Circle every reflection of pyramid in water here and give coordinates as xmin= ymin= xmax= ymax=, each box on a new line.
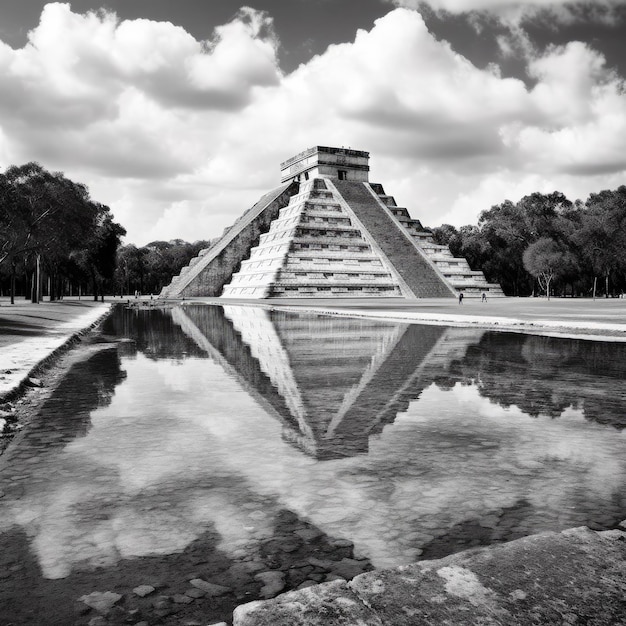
xmin=171 ymin=305 xmax=485 ymax=459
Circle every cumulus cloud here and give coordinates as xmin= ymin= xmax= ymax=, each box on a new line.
xmin=505 ymin=41 xmax=626 ymax=176
xmin=0 ymin=3 xmax=280 ymax=168
xmin=388 ymin=0 xmax=626 ymax=26
xmin=0 ymin=3 xmax=625 ymax=242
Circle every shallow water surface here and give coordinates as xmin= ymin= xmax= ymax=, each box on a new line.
xmin=0 ymin=304 xmax=624 ymax=625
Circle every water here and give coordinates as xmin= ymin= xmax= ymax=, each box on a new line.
xmin=0 ymin=304 xmax=624 ymax=625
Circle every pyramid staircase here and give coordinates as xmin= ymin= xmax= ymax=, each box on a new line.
xmin=367 ymin=183 xmax=505 ymax=298
xmin=222 ymin=179 xmax=405 ymax=298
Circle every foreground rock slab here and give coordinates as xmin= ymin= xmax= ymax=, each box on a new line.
xmin=234 ymin=526 xmax=626 ymax=625
xmin=234 ymin=579 xmax=383 ymax=625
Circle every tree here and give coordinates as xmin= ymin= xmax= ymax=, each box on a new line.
xmin=469 ymin=192 xmax=575 ymax=296
xmin=572 ymin=187 xmax=626 ymax=298
xmin=430 ymin=224 xmax=458 ymax=248
xmin=477 ymin=200 xmax=531 ymax=296
xmin=1 ymin=162 xmax=125 ymax=302
xmin=73 ymin=205 xmax=126 ymax=301
xmin=523 ymin=237 xmax=577 ymax=300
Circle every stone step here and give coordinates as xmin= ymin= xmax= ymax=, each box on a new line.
xmin=333 ymin=181 xmax=455 ymax=298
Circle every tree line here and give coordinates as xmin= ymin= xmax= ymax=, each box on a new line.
xmin=430 ymin=188 xmax=626 ymax=298
xmin=114 ymin=239 xmax=211 ymax=297
xmin=2 ymin=161 xmax=625 ymax=302
xmin=0 ymin=162 xmax=214 ymax=302
xmin=0 ymin=163 xmax=126 ymax=303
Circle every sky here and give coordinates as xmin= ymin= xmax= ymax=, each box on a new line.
xmin=1 ymin=1 xmax=626 ymax=245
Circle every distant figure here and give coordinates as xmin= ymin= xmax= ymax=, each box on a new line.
xmin=134 ymin=290 xmax=138 ymax=299
xmin=482 ymin=292 xmax=487 ymax=302
xmin=459 ymin=292 xmax=464 ymax=305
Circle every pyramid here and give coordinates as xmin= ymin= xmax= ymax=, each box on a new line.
xmin=160 ymin=146 xmax=503 ymax=299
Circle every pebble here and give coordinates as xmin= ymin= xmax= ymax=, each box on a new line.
xmin=307 ymin=557 xmax=334 ymax=570
xmin=295 ymin=528 xmax=323 ymax=542
xmin=132 ymin=585 xmax=155 ymax=597
xmin=189 ymin=578 xmax=231 ymax=596
xmin=79 ymin=591 xmax=122 ymax=614
xmin=172 ymin=594 xmax=193 ymax=604
xmin=255 ymin=571 xmax=286 ymax=599
xmin=297 ymin=580 xmax=318 ymax=590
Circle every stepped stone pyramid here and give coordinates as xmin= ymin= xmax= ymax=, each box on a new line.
xmin=160 ymin=146 xmax=503 ymax=299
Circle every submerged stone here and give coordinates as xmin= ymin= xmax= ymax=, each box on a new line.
xmin=189 ymin=578 xmax=231 ymax=596
xmin=132 ymin=585 xmax=155 ymax=597
xmin=255 ymin=571 xmax=286 ymax=599
xmin=78 ymin=591 xmax=122 ymax=614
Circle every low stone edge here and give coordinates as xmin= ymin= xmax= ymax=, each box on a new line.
xmin=233 ymin=524 xmax=626 ymax=625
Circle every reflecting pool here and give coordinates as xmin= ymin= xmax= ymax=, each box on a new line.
xmin=0 ymin=304 xmax=624 ymax=625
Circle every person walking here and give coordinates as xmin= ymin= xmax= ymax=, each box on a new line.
xmin=459 ymin=292 xmax=464 ymax=304
xmin=482 ymin=292 xmax=487 ymax=302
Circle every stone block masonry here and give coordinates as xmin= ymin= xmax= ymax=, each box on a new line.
xmin=222 ymin=178 xmax=407 ymax=298
xmin=331 ymin=180 xmax=456 ymax=298
xmin=160 ymin=182 xmax=298 ymax=298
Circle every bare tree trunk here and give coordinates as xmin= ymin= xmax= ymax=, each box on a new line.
xmin=35 ymin=254 xmax=41 ymax=304
xmin=10 ymin=260 xmax=16 ymax=305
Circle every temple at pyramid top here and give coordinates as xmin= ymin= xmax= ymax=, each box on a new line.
xmin=280 ymin=146 xmax=370 ymax=184
xmin=159 ymin=146 xmax=503 ymax=300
